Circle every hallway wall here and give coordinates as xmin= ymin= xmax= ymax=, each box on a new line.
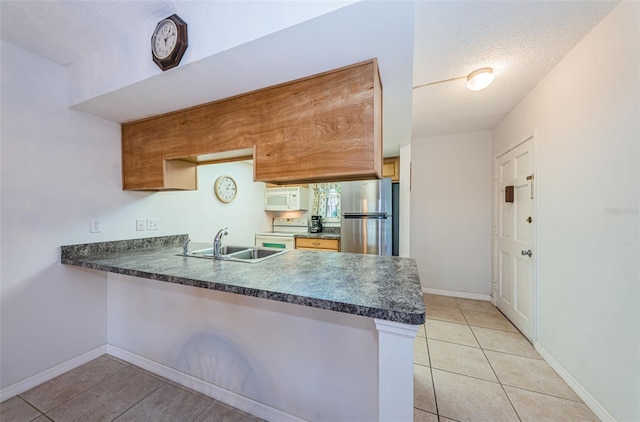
xmin=492 ymin=2 xmax=639 ymax=420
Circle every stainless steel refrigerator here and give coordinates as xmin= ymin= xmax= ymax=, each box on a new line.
xmin=340 ymin=178 xmax=392 ymax=255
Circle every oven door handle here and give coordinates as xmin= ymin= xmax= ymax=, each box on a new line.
xmin=261 ymin=242 xmax=287 ymax=249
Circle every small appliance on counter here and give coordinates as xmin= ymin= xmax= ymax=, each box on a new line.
xmin=310 ymin=215 xmax=323 ymax=233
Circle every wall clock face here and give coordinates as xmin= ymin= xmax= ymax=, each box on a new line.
xmin=214 ymin=176 xmax=237 ymax=203
xmin=151 ymin=14 xmax=188 ymax=71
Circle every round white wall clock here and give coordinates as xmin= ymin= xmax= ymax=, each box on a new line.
xmin=214 ymin=176 xmax=237 ymax=203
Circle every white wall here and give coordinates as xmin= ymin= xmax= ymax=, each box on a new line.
xmin=107 ymin=273 xmax=378 ymax=421
xmin=155 ymin=163 xmax=270 ymax=246
xmin=0 ymin=41 xmax=269 ymax=390
xmin=67 ymin=1 xmax=356 ymax=106
xmin=492 ymin=2 xmax=639 ymax=420
xmin=410 ymin=131 xmax=493 ymax=296
xmin=399 ymin=143 xmax=411 ymax=257
xmin=1 ymin=41 xmax=113 ymax=389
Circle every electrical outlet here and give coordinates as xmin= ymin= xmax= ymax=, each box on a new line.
xmin=136 ymin=219 xmax=146 ymax=231
xmin=147 ymin=218 xmax=159 ymax=230
xmin=90 ymin=220 xmax=101 ymax=233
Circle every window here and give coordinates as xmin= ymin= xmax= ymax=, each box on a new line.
xmin=311 ymin=183 xmax=341 ymax=222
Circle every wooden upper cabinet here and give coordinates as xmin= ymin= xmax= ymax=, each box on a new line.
xmin=121 ymin=59 xmax=383 ymax=191
xmin=383 ymin=156 xmax=400 ymax=182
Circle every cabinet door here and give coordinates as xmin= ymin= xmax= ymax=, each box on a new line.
xmin=123 ymin=60 xmax=382 ymax=190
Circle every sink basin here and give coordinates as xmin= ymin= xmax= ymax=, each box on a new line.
xmin=228 ymin=248 xmax=285 ymax=260
xmin=186 ymin=245 xmax=247 ymax=257
xmin=182 ymin=246 xmax=289 ymax=263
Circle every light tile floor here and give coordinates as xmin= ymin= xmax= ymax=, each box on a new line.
xmin=415 ymin=293 xmax=600 ymax=422
xmin=0 ymin=355 xmax=263 ymax=422
xmin=0 ymin=294 xmax=600 ymax=421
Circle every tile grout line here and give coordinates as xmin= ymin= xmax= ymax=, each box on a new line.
xmin=12 ymin=395 xmax=47 ymax=421
xmin=426 ymin=342 xmax=440 ymax=417
xmin=426 ymin=296 xmax=590 ymax=420
xmin=432 ymin=298 xmax=521 ymax=420
xmin=192 ymin=400 xmax=216 ymax=422
xmin=10 ymin=357 xmax=263 ymax=422
xmin=106 ymin=368 xmax=170 ymax=421
xmin=464 ymin=304 xmax=523 ymax=422
xmin=474 ymin=324 xmax=588 ymax=404
xmin=468 ymin=325 xmax=520 ymax=334
xmin=499 ymin=383 xmax=589 ymax=404
xmin=19 ymin=358 xmax=131 ymax=416
xmin=433 ymin=327 xmax=543 ymax=360
xmin=423 ymin=299 xmax=441 ymax=420
xmin=427 ymin=367 xmax=502 ymax=386
xmin=425 ymin=337 xmax=481 ymax=349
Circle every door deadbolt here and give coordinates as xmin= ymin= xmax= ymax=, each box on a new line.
xmin=521 ymin=250 xmax=532 ymax=257
xmin=527 ymin=216 xmax=532 ymax=223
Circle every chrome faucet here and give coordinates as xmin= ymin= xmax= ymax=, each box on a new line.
xmin=213 ymin=227 xmax=228 ymax=258
xmin=182 ymin=238 xmax=191 ymax=256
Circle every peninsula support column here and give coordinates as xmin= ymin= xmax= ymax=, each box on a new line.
xmin=375 ymin=319 xmax=419 ymax=421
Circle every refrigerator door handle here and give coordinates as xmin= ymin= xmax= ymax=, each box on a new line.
xmin=342 ymin=213 xmax=389 ymax=219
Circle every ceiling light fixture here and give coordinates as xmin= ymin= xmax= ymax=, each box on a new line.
xmin=412 ymin=67 xmax=496 ymax=91
xmin=465 ymin=67 xmax=495 ymax=91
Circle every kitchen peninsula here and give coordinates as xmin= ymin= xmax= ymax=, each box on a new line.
xmin=61 ymin=235 xmax=425 ymax=421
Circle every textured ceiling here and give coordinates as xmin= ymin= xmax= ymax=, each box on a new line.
xmin=412 ymin=0 xmax=619 ymax=139
xmin=0 ymin=0 xmax=181 ymax=65
xmin=0 ymin=0 xmax=621 ymax=153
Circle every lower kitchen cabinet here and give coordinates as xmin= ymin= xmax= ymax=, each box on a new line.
xmin=295 ymin=237 xmax=340 ymax=252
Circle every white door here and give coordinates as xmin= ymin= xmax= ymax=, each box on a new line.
xmin=495 ymin=138 xmax=535 ymax=340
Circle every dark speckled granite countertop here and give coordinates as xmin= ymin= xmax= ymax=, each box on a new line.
xmin=293 ymin=232 xmax=341 ymax=240
xmin=61 ymin=235 xmax=425 ymax=325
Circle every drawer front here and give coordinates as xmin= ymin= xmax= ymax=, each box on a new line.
xmin=295 ymin=238 xmax=340 ymax=251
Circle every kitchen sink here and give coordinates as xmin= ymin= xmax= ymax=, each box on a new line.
xmin=228 ymin=248 xmax=284 ymax=260
xmin=181 ymin=246 xmax=289 ymax=263
xmin=187 ymin=246 xmax=249 ymax=257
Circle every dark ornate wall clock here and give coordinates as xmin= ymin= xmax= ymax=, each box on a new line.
xmin=151 ymin=14 xmax=188 ymax=71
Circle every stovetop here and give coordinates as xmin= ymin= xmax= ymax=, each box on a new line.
xmin=256 ymin=217 xmax=308 ymax=237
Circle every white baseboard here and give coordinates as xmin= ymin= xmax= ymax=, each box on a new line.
xmin=423 ymin=287 xmax=491 ymax=301
xmin=0 ymin=345 xmax=107 ymax=402
xmin=534 ymin=342 xmax=614 ymax=422
xmin=106 ymin=345 xmax=304 ymax=422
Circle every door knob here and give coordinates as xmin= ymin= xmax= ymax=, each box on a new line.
xmin=521 ymin=250 xmax=532 ymax=257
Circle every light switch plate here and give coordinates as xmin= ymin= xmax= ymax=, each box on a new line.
xmin=147 ymin=218 xmax=159 ymax=230
xmin=136 ymin=219 xmax=146 ymax=231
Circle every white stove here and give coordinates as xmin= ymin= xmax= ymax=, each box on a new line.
xmin=255 ymin=217 xmax=308 ymax=249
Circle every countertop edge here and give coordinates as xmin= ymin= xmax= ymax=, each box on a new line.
xmin=61 ymin=237 xmax=425 ymax=325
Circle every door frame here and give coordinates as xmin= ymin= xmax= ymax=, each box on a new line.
xmin=492 ymin=132 xmax=538 ymax=341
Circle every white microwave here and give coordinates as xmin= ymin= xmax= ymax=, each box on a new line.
xmin=264 ymin=187 xmax=309 ymax=211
